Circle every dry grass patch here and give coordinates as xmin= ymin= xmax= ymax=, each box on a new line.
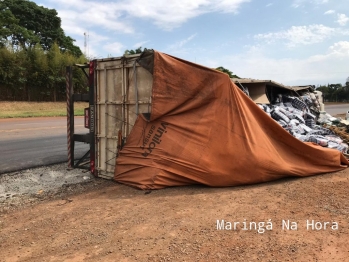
xmin=0 ymin=101 xmax=88 ymax=118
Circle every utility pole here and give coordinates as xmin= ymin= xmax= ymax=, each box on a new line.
xmin=84 ymin=32 xmax=87 ymax=57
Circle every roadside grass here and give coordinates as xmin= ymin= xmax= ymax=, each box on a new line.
xmin=0 ymin=102 xmax=88 ymax=118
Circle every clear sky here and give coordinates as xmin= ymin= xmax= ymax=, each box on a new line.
xmin=34 ymin=0 xmax=349 ymax=86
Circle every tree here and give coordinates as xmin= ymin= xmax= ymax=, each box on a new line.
xmin=47 ymin=43 xmax=63 ymax=101
xmin=0 ymin=46 xmax=27 ymax=99
xmin=23 ymin=44 xmax=49 ymax=100
xmin=0 ymin=6 xmax=39 ymax=49
xmin=0 ymin=0 xmax=82 ymax=57
xmin=59 ymin=35 xmax=83 ymax=57
xmin=124 ymin=46 xmax=146 ymax=55
xmin=0 ymin=43 xmax=87 ymax=101
xmin=316 ymin=85 xmax=329 ymax=94
xmin=215 ymin=66 xmax=239 ymax=78
xmin=316 ymin=83 xmax=349 ymax=102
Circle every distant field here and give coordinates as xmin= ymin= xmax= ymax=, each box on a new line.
xmin=0 ymin=102 xmax=88 ymax=118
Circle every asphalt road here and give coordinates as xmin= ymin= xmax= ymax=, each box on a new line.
xmin=0 ymin=117 xmax=90 ymax=174
xmin=325 ymin=103 xmax=349 ymax=116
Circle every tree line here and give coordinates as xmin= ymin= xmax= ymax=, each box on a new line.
xmin=0 ymin=43 xmax=87 ymax=101
xmin=316 ymin=78 xmax=349 ymax=102
xmin=0 ymin=0 xmax=87 ymax=101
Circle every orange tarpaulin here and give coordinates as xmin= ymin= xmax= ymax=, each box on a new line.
xmin=114 ymin=50 xmax=348 ymax=189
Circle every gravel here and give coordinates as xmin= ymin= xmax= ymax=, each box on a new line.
xmin=0 ymin=163 xmax=112 ymax=212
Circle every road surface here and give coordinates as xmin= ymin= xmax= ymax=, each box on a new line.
xmin=0 ymin=117 xmax=89 ymax=174
xmin=324 ymin=103 xmax=349 ymax=116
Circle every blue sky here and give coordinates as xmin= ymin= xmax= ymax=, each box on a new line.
xmin=35 ymin=0 xmax=349 ymax=86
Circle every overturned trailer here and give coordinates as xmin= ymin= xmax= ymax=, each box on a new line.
xmin=66 ymin=53 xmax=153 ymax=179
xmin=67 ymin=50 xmax=348 ymax=189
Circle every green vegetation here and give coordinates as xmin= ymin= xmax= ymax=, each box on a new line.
xmin=0 ymin=0 xmax=88 ymax=102
xmin=124 ymin=46 xmax=146 ymax=55
xmin=215 ymin=66 xmax=239 ymax=78
xmin=316 ymin=79 xmax=349 ymax=102
xmin=0 ymin=43 xmax=88 ymax=101
xmin=0 ymin=0 xmax=81 ymax=56
xmin=0 ymin=101 xmax=88 ymax=118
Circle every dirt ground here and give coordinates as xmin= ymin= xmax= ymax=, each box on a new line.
xmin=1 ymin=166 xmax=349 ymax=262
